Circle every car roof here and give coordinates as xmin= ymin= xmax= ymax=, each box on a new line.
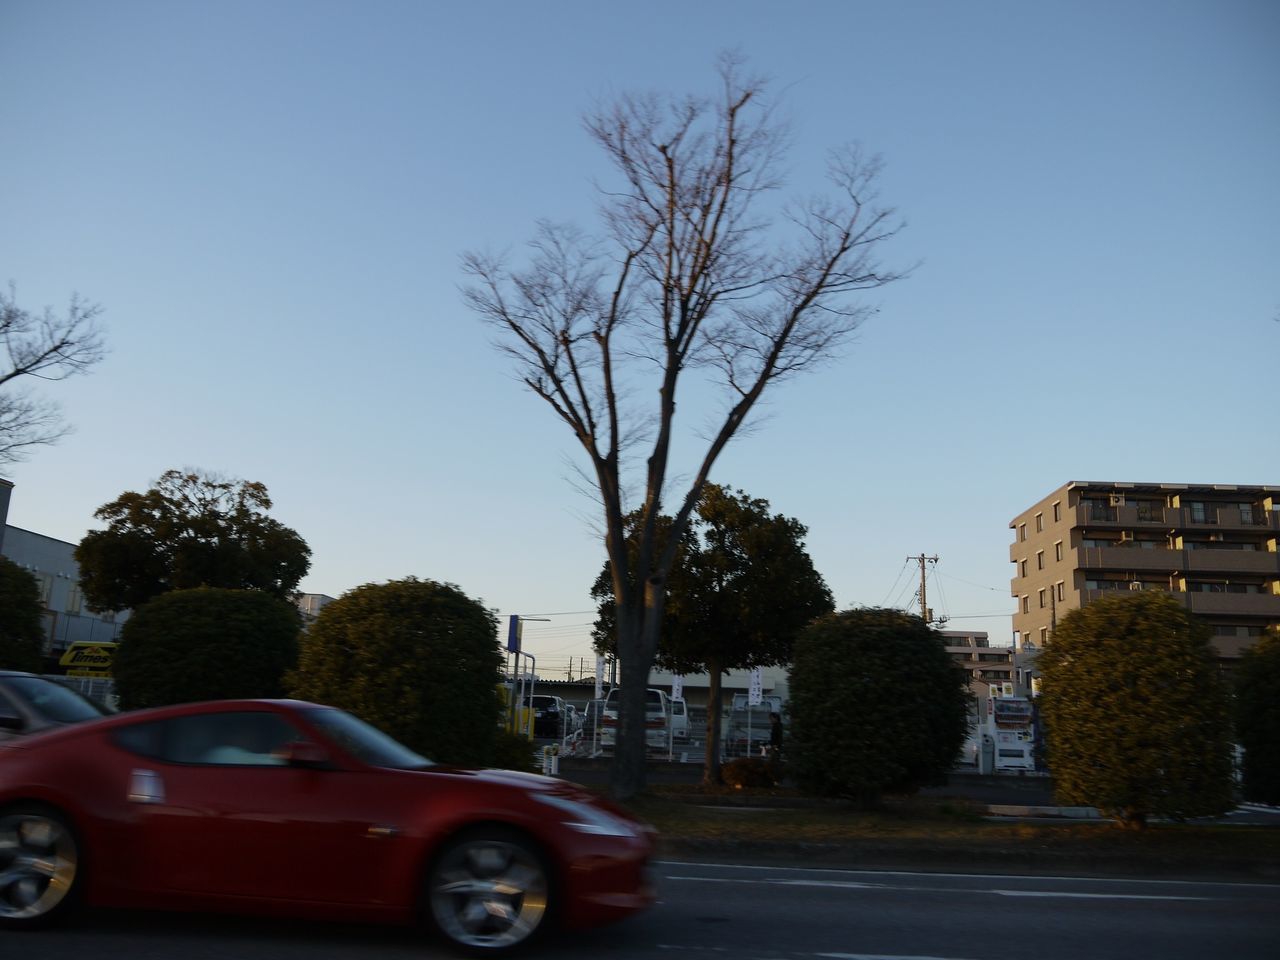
xmin=2 ymin=698 xmax=326 ymax=749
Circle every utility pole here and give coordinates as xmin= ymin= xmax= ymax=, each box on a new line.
xmin=909 ymin=554 xmax=944 ymax=625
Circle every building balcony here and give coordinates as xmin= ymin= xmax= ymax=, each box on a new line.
xmin=1080 ymin=588 xmax=1280 ymax=619
xmin=1173 ymin=506 xmax=1279 ymax=532
xmin=1184 ymin=549 xmax=1280 ymax=575
xmin=1182 ymin=592 xmax=1280 ymax=618
xmin=1077 ymin=546 xmax=1184 ymax=573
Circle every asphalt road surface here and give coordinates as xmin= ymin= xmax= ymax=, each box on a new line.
xmin=8 ymin=859 xmax=1276 ymax=960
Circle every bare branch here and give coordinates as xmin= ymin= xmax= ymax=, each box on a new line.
xmin=0 ymin=284 xmax=108 ymax=466
xmin=461 ymin=57 xmax=909 ymax=798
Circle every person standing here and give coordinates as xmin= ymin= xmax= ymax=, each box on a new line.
xmin=768 ymin=711 xmax=783 ymax=762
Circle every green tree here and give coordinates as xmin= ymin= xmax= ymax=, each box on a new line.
xmin=787 ymin=608 xmax=969 ymax=806
xmin=76 ymin=469 xmax=311 ymax=612
xmin=1235 ymin=628 xmax=1280 ymax=804
xmin=1 ymin=284 xmax=106 ymax=467
xmin=287 ymin=578 xmax=504 ymax=767
xmin=113 ymin=587 xmax=300 ymax=710
xmin=1038 ymin=592 xmax=1233 ymax=829
xmin=464 ymin=56 xmax=907 ymax=799
xmin=0 ymin=556 xmax=44 ymax=671
xmin=592 ymin=485 xmax=833 ymax=785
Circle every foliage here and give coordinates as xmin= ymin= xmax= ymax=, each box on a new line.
xmin=0 ymin=284 xmax=106 ymax=466
xmin=592 ymin=484 xmax=833 ymax=783
xmin=75 ymin=469 xmax=311 ymax=612
xmin=1038 ymin=592 xmax=1234 ymax=828
xmin=0 ymin=556 xmax=44 ymax=672
xmin=488 ymin=729 xmax=538 ymax=774
xmin=787 ymin=608 xmax=970 ymax=806
xmin=464 ymin=55 xmax=906 ymax=799
xmin=1235 ymin=628 xmax=1280 ymax=804
xmin=113 ymin=588 xmax=300 ymax=710
xmin=721 ymin=757 xmax=780 ymax=789
xmin=287 ymin=578 xmax=504 ymax=768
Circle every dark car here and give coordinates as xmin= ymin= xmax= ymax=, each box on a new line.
xmin=0 ymin=672 xmax=111 ymax=740
xmin=522 ymin=694 xmax=567 ymax=739
xmin=0 ymin=698 xmax=655 ymax=952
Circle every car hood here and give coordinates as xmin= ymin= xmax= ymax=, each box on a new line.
xmin=426 ymin=765 xmax=572 ymax=793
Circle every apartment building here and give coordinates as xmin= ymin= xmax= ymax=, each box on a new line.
xmin=1010 ymin=482 xmax=1280 ymax=659
xmin=939 ymin=630 xmax=1014 ymax=691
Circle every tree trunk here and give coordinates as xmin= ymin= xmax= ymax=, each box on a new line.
xmin=702 ymin=657 xmax=725 ymax=786
xmin=607 ymin=593 xmax=663 ymax=800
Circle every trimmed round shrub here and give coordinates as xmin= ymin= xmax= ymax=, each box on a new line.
xmin=1038 ymin=591 xmax=1233 ymax=828
xmin=114 ymin=588 xmax=300 ymax=710
xmin=1234 ymin=629 xmax=1280 ymax=804
xmin=787 ymin=608 xmax=970 ymax=806
xmin=287 ymin=578 xmax=503 ymax=767
xmin=0 ymin=556 xmax=44 ymax=672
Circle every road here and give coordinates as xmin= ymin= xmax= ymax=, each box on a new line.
xmin=10 ymin=859 xmax=1277 ymax=959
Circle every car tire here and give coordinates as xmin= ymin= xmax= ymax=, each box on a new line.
xmin=424 ymin=827 xmax=552 ymax=955
xmin=0 ymin=804 xmax=82 ymax=929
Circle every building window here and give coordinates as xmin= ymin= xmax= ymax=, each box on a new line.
xmin=1021 ymin=595 xmax=1029 ymax=614
xmin=1019 ymin=523 xmax=1027 ymax=542
xmin=65 ymin=584 xmax=83 ymax=616
xmin=1239 ymin=503 xmax=1255 ymax=524
xmin=1036 ymin=551 xmax=1044 ymax=570
xmin=1053 ymin=501 xmax=1061 ymax=523
xmin=1054 ymin=541 xmax=1063 ymax=562
xmin=1190 ymin=501 xmax=1210 ymax=523
xmin=1020 ymin=559 xmax=1028 ymax=578
xmin=36 ymin=573 xmax=54 ymax=606
xmin=1035 ymin=513 xmax=1043 ymax=533
xmin=1039 ymin=627 xmax=1048 ymax=645
xmin=1038 ymin=589 xmax=1046 ymax=609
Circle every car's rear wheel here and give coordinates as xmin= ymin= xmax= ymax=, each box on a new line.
xmin=425 ymin=828 xmax=551 ymax=954
xmin=0 ymin=805 xmax=81 ymax=928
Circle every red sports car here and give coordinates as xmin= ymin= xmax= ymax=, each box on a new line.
xmin=0 ymin=699 xmax=655 ymax=953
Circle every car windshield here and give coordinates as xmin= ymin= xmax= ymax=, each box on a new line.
xmin=5 ymin=677 xmax=109 ymax=724
xmin=303 ymin=707 xmax=433 ymax=770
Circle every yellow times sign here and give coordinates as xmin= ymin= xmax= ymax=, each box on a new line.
xmin=59 ymin=642 xmax=117 ymax=678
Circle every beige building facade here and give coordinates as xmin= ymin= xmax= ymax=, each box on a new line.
xmin=1010 ymin=481 xmax=1280 ymax=659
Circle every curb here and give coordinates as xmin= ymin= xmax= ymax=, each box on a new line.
xmin=986 ymin=804 xmax=1101 ymax=819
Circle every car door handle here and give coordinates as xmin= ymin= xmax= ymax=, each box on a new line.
xmin=127 ymin=768 xmax=166 ymax=804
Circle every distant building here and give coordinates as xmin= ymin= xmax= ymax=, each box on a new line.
xmin=939 ymin=630 xmax=1014 ymax=692
xmin=1 ymin=525 xmax=128 ymax=656
xmin=1010 ymin=481 xmax=1280 ymax=660
xmin=1 ymin=477 xmax=129 ymax=660
xmin=296 ymin=592 xmax=336 ymax=627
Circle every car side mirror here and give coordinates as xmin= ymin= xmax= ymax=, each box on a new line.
xmin=278 ymin=739 xmax=331 ymax=768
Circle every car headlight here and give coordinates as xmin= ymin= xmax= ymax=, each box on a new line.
xmin=532 ymin=793 xmax=640 ymax=838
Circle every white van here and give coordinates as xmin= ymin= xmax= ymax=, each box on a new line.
xmin=669 ymin=697 xmax=689 ymax=741
xmin=599 ymin=687 xmax=669 ymax=751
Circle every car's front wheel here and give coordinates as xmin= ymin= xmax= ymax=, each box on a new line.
xmin=425 ymin=828 xmax=551 ymax=954
xmin=0 ymin=804 xmax=81 ymax=928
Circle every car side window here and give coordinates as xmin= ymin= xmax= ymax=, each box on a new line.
xmin=163 ymin=712 xmax=301 ymax=766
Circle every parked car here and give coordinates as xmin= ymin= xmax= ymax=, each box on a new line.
xmin=599 ymin=687 xmax=669 ymax=752
xmin=563 ymin=703 xmax=584 ymax=736
xmin=523 ymin=694 xmax=568 ymax=739
xmin=0 ymin=672 xmax=112 ymax=741
xmin=0 ymin=698 xmax=655 ymax=952
xmin=669 ymin=697 xmax=689 ymax=742
xmin=723 ymin=694 xmax=784 ymax=757
xmin=582 ymin=698 xmax=606 ymax=735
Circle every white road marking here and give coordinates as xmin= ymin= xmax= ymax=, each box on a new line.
xmin=656 ymin=860 xmax=1280 ymax=890
xmin=664 ymin=874 xmax=1218 ymax=901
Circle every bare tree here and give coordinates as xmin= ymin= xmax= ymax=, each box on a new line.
xmin=0 ymin=284 xmax=106 ymax=467
xmin=463 ymin=56 xmax=908 ymax=799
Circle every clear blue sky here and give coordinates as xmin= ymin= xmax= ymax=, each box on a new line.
xmin=2 ymin=0 xmax=1276 ymax=676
